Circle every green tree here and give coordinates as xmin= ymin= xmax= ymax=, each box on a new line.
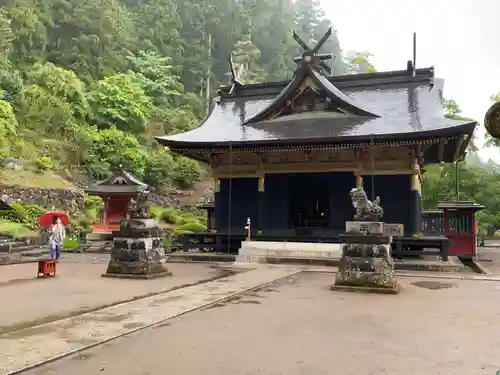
xmin=43 ymin=0 xmax=131 ymax=81
xmin=444 ymin=99 xmax=477 ymax=151
xmin=346 ymin=51 xmax=376 ymax=73
xmin=0 ymin=12 xmax=13 ymax=58
xmin=126 ymin=50 xmax=183 ymax=109
xmin=22 ymin=84 xmax=74 ymax=136
xmin=143 ymin=149 xmax=176 ymax=189
xmin=25 ymin=62 xmax=89 ymax=118
xmin=0 ymin=99 xmax=18 ymax=150
xmin=87 ymin=74 xmax=153 ymax=134
xmin=172 ymin=156 xmax=202 ymax=188
xmin=1 ymin=4 xmax=47 ymax=67
xmin=0 ymin=59 xmax=24 ymax=107
xmin=231 ymin=34 xmax=266 ymax=84
xmin=84 ymin=127 xmax=148 ymax=179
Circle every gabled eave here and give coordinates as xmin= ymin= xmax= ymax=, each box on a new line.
xmin=242 ymin=65 xmax=379 ymax=125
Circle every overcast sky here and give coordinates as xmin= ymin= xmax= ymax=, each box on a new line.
xmin=320 ymin=0 xmax=500 ymax=161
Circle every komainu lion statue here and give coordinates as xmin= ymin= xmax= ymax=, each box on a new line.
xmin=350 ymin=187 xmax=384 ymax=221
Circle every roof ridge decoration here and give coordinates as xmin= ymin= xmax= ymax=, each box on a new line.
xmin=243 ymin=27 xmax=379 ymax=124
xmin=228 ymin=54 xmax=246 ymax=95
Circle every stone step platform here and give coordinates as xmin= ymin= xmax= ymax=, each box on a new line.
xmin=236 ymin=241 xmax=342 ymax=264
xmin=233 ymin=241 xmax=472 ymax=273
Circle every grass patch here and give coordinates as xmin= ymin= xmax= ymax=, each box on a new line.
xmin=0 ymin=169 xmax=74 ymax=189
xmin=0 ymin=219 xmax=36 ymax=237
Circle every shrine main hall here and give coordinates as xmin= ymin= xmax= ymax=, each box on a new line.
xmin=155 ymin=30 xmax=476 ymax=249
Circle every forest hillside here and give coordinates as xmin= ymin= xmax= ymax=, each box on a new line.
xmin=0 ymin=0 xmax=360 ymax=192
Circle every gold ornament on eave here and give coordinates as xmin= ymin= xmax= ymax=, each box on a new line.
xmin=484 ymin=101 xmax=500 ymax=140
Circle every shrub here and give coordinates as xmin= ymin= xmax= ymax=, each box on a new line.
xmin=160 ymin=207 xmax=182 ymax=225
xmin=0 ymin=219 xmax=35 ymax=237
xmin=0 ymin=203 xmax=45 ymax=228
xmin=177 ymin=221 xmax=206 ymax=233
xmin=172 ymin=157 xmax=201 ymax=189
xmin=144 ymin=151 xmax=175 ymax=189
xmin=148 ymin=205 xmax=165 ymax=220
xmin=35 ymin=155 xmax=54 ymax=172
xmin=163 ymin=229 xmax=192 ymax=251
xmin=63 ymin=236 xmax=80 ymax=250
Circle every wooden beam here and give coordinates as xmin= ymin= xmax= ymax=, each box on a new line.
xmin=453 ymin=135 xmax=467 ymax=161
xmin=437 ymin=139 xmax=446 ymax=162
xmin=216 ymin=168 xmax=414 ymax=179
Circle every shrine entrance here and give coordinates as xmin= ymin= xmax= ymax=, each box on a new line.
xmin=289 ymin=174 xmax=330 ymax=230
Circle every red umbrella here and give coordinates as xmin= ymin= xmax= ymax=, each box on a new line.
xmin=38 ymin=211 xmax=69 ymax=227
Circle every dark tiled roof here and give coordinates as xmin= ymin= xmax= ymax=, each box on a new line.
xmin=85 ymin=185 xmax=148 ymax=195
xmin=85 ymin=167 xmax=149 ymax=195
xmin=155 ymin=70 xmax=475 ymax=147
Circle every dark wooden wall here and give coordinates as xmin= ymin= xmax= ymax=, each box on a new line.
xmin=215 ymin=178 xmax=258 ymax=234
xmin=215 ymin=172 xmax=418 ymax=236
xmin=362 ymin=174 xmax=415 ymax=235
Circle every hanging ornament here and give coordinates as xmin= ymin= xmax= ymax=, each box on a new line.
xmin=485 ymin=101 xmax=500 ymax=140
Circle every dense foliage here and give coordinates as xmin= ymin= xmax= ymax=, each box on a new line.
xmin=0 ymin=0 xmax=357 ymax=190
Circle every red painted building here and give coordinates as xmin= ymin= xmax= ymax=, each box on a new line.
xmin=85 ymin=167 xmax=150 ymax=234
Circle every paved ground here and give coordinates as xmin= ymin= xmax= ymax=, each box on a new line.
xmin=0 ymin=266 xmax=297 ymax=375
xmin=0 ymin=254 xmax=223 ymax=332
xmin=14 ymin=272 xmax=500 ymax=375
xmin=478 ymin=248 xmax=500 ymax=275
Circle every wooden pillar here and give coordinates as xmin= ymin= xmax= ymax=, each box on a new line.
xmin=410 ymin=158 xmax=422 ymax=235
xmin=257 ymin=175 xmax=265 ymax=235
xmin=102 ymin=197 xmax=108 ymax=224
xmin=213 ymin=176 xmax=220 ymax=232
xmin=213 ymin=176 xmax=220 ymax=192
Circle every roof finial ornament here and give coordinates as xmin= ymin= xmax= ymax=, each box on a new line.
xmin=228 ymin=53 xmax=245 ymax=95
xmin=292 ymin=27 xmax=334 ymax=75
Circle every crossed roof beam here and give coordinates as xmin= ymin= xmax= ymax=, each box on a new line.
xmin=293 ymin=26 xmax=333 ymax=75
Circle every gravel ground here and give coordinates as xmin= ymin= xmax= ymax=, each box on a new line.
xmin=0 ymin=254 xmax=221 ymax=332
xmin=23 ymin=272 xmax=500 ymax=375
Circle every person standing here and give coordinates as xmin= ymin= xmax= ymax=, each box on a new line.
xmin=49 ymin=216 xmax=65 ymax=260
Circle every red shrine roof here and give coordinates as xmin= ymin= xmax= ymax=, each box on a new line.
xmin=85 ymin=167 xmax=150 ymax=196
xmin=155 ymin=29 xmax=476 ymax=164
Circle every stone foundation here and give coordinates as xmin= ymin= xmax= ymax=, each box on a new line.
xmin=102 ymin=218 xmax=171 ymax=279
xmin=332 ymin=221 xmax=399 ymax=294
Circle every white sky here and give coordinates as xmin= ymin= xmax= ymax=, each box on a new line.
xmin=320 ymin=0 xmax=500 ymax=161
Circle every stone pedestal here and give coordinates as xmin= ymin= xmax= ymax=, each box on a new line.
xmin=102 ymin=218 xmax=171 ymax=279
xmin=332 ymin=221 xmax=399 ymax=294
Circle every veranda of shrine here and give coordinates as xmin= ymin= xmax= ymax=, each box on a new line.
xmin=156 ymin=30 xmax=481 ymax=260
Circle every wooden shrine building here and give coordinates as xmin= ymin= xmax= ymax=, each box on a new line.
xmin=156 ymin=29 xmax=477 ymax=252
xmin=85 ymin=167 xmax=151 ymax=234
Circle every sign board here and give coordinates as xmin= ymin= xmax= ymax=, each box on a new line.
xmin=383 ymin=223 xmax=404 ymax=237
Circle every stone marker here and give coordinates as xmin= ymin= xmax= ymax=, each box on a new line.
xmin=331 ymin=187 xmax=399 ymax=294
xmin=102 ymin=191 xmax=171 ymax=279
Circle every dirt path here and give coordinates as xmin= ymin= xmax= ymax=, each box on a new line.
xmin=21 ymin=272 xmax=500 ymax=375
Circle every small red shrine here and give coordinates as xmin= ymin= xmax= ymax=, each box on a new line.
xmin=85 ymin=167 xmax=151 ymax=234
xmin=437 ymin=201 xmax=484 ymax=259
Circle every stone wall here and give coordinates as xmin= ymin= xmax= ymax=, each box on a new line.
xmin=0 ymin=185 xmax=85 ymax=214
